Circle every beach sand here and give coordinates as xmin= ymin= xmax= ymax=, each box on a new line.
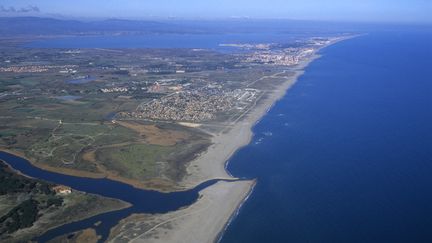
xmin=150 ymin=37 xmax=353 ymax=242
xmin=104 ymin=54 xmax=322 ymax=243
xmin=180 ymin=54 xmax=320 ymax=189
xmin=180 ymin=36 xmax=355 ymax=190
xmin=108 ymin=180 xmax=256 ymax=243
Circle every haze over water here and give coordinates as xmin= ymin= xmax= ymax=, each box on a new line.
xmin=222 ymin=30 xmax=432 ymax=242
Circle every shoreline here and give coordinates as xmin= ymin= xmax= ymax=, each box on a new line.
xmin=0 ymin=37 xmax=352 ymax=193
xmin=215 ymin=179 xmax=257 ymax=243
xmin=182 ymin=35 xmax=355 ymax=190
xmin=0 ymin=36 xmax=355 ymax=242
xmin=107 ymin=180 xmax=256 ymax=243
xmin=181 ymin=53 xmax=322 ymax=188
xmin=177 ymin=36 xmax=355 ymax=243
xmin=109 ymin=37 xmax=354 ymax=243
xmin=0 ymin=56 xmax=313 ymax=193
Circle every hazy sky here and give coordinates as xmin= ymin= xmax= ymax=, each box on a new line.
xmin=1 ymin=0 xmax=431 ymax=23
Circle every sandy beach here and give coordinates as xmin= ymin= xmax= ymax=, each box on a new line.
xmin=180 ymin=54 xmax=321 ymax=189
xmin=161 ymin=37 xmax=353 ymax=243
xmin=107 ymin=55 xmax=322 ymax=243
xmin=181 ymin=36 xmax=355 ymax=190
xmin=108 ymin=180 xmax=256 ymax=243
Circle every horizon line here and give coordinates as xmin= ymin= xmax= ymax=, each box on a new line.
xmin=1 ymin=14 xmax=432 ymax=26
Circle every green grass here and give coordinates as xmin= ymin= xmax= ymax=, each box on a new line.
xmin=96 ymin=144 xmax=175 ymax=180
xmin=0 ymin=93 xmax=140 ymax=123
xmin=19 ymin=79 xmax=40 ymax=87
xmin=0 ymin=195 xmax=24 ymax=219
xmin=56 ymin=123 xmax=138 ymax=147
xmin=0 ymin=128 xmax=23 ymax=138
xmin=57 ymin=124 xmax=109 ymax=136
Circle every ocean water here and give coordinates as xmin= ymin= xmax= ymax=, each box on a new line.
xmin=221 ymin=30 xmax=432 ymax=242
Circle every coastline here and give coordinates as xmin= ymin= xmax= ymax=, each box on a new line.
xmin=174 ymin=36 xmax=354 ymax=243
xmin=107 ymin=180 xmax=256 ymax=243
xmin=215 ymin=179 xmax=257 ymax=243
xmin=182 ymin=36 xmax=355 ymax=189
xmin=181 ymin=53 xmax=322 ymax=188
xmin=0 ymin=35 xmax=356 ymax=194
xmin=0 ymin=36 xmax=354 ymax=242
xmin=0 ymin=54 xmax=317 ymax=192
xmin=0 ymin=55 xmax=310 ymax=190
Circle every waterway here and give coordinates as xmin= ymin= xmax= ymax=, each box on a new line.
xmin=0 ymin=151 xmax=220 ymax=242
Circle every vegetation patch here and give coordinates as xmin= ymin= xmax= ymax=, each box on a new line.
xmin=0 ymin=160 xmax=128 ymax=242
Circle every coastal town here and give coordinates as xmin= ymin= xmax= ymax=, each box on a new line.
xmin=119 ymin=87 xmax=259 ymax=122
xmin=0 ymin=65 xmax=78 ymax=73
xmin=244 ymin=47 xmax=315 ymax=65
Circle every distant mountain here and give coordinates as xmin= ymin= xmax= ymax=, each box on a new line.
xmin=0 ymin=17 xmax=181 ymax=36
xmin=1 ymin=17 xmax=397 ymax=38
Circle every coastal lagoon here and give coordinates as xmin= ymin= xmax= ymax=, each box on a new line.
xmin=26 ymin=33 xmax=302 ymax=51
xmin=221 ymin=30 xmax=432 ymax=242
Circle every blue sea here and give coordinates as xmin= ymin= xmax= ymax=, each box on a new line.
xmin=221 ymin=30 xmax=432 ymax=242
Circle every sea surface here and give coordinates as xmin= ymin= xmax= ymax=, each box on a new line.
xmin=221 ymin=30 xmax=432 ymax=242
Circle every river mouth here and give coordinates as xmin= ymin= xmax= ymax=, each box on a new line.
xmin=0 ymin=151 xmax=225 ymax=242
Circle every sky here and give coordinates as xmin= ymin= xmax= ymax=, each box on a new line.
xmin=0 ymin=0 xmax=431 ymax=23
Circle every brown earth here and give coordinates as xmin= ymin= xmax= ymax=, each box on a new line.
xmin=116 ymin=121 xmax=189 ymax=146
xmin=75 ymin=229 xmax=100 ymax=243
xmin=48 ymin=228 xmax=101 ymax=243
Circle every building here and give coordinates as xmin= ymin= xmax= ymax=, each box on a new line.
xmin=52 ymin=185 xmax=72 ymax=195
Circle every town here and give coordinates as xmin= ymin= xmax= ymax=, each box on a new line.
xmin=119 ymin=87 xmax=259 ymax=122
